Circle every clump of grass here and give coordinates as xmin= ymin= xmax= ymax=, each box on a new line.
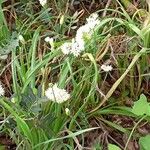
xmin=0 ymin=0 xmax=150 ymax=149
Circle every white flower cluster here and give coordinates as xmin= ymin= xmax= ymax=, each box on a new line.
xmin=39 ymin=0 xmax=47 ymax=7
xmin=101 ymin=64 xmax=113 ymax=72
xmin=60 ymin=13 xmax=100 ymax=56
xmin=45 ymin=84 xmax=70 ymax=103
xmin=0 ymin=83 xmax=4 ymax=96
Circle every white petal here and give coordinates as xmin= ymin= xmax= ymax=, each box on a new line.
xmin=101 ymin=64 xmax=113 ymax=72
xmin=45 ymin=84 xmax=70 ymax=103
xmin=39 ymin=0 xmax=47 ymax=6
xmin=60 ymin=42 xmax=72 ymax=55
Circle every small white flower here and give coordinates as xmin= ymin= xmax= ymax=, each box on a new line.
xmin=39 ymin=0 xmax=47 ymax=6
xmin=86 ymin=13 xmax=100 ymax=29
xmin=60 ymin=42 xmax=72 ymax=55
xmin=60 ymin=13 xmax=100 ymax=57
xmin=60 ymin=40 xmax=84 ymax=56
xmin=71 ymin=38 xmax=85 ymax=56
xmin=76 ymin=25 xmax=90 ymax=39
xmin=101 ymin=64 xmax=113 ymax=72
xmin=45 ymin=84 xmax=70 ymax=103
xmin=65 ymin=108 xmax=70 ymax=116
xmin=44 ymin=37 xmax=52 ymax=42
xmin=79 ymin=13 xmax=100 ymax=37
xmin=86 ymin=13 xmax=99 ymax=23
xmin=45 ymin=37 xmax=54 ymax=49
xmin=0 ymin=84 xmax=4 ymax=96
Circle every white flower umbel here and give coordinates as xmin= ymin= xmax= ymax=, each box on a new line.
xmin=86 ymin=13 xmax=100 ymax=29
xmin=76 ymin=13 xmax=100 ymax=40
xmin=76 ymin=25 xmax=90 ymax=40
xmin=71 ymin=38 xmax=85 ymax=56
xmin=60 ymin=42 xmax=72 ymax=55
xmin=60 ymin=13 xmax=100 ymax=57
xmin=60 ymin=39 xmax=85 ymax=56
xmin=101 ymin=64 xmax=113 ymax=72
xmin=0 ymin=84 xmax=4 ymax=96
xmin=45 ymin=84 xmax=70 ymax=103
xmin=76 ymin=13 xmax=100 ymax=41
xmin=39 ymin=0 xmax=47 ymax=6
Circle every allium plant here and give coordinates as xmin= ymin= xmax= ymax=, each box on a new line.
xmin=60 ymin=13 xmax=100 ymax=56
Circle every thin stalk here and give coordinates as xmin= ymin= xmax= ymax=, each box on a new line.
xmin=90 ymin=48 xmax=147 ymax=113
xmin=69 ymin=53 xmax=98 ymax=129
xmin=124 ymin=115 xmax=146 ymax=150
xmin=11 ymin=47 xmax=19 ymax=97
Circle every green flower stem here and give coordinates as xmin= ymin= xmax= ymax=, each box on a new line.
xmin=69 ymin=53 xmax=98 ymax=130
xmin=124 ymin=115 xmax=146 ymax=150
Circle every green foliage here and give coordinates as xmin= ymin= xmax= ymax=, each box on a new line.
xmin=139 ymin=135 xmax=150 ymax=150
xmin=0 ymin=0 xmax=9 ymax=36
xmin=0 ymin=0 xmax=11 ymax=59
xmin=132 ymin=94 xmax=150 ymax=116
xmin=19 ymin=86 xmax=41 ymax=113
xmin=0 ymin=145 xmax=5 ymax=150
xmin=92 ymin=143 xmax=102 ymax=150
xmin=108 ymin=144 xmax=121 ymax=150
xmin=0 ymin=33 xmax=19 ymax=59
xmin=1 ymin=0 xmax=150 ymax=149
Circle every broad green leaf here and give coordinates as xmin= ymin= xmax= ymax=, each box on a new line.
xmin=0 ymin=145 xmax=5 ymax=150
xmin=108 ymin=144 xmax=121 ymax=150
xmin=93 ymin=143 xmax=102 ymax=150
xmin=132 ymin=94 xmax=150 ymax=116
xmin=139 ymin=135 xmax=150 ymax=150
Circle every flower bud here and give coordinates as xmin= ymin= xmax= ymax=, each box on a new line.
xmin=60 ymin=15 xmax=64 ymax=25
xmin=18 ymin=35 xmax=25 ymax=44
xmin=65 ymin=108 xmax=70 ymax=116
xmin=45 ymin=37 xmax=54 ymax=50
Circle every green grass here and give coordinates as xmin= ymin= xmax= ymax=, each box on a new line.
xmin=0 ymin=0 xmax=150 ymax=149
